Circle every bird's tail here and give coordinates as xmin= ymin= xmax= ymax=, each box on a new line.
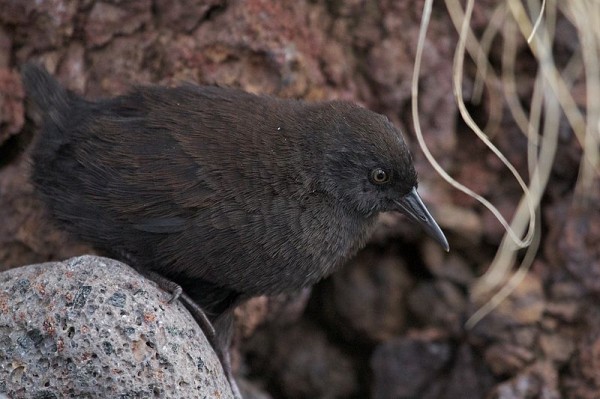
xmin=21 ymin=63 xmax=72 ymax=126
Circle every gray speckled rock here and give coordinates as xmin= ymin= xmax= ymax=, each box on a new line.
xmin=0 ymin=255 xmax=234 ymax=399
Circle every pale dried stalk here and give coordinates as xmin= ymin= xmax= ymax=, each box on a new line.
xmin=412 ymin=0 xmax=598 ymax=328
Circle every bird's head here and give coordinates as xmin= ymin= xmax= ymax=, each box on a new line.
xmin=304 ymin=101 xmax=449 ymax=251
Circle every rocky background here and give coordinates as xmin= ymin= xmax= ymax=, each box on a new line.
xmin=0 ymin=1 xmax=597 ymax=398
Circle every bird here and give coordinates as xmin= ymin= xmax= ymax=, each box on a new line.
xmin=22 ymin=63 xmax=448 ymax=397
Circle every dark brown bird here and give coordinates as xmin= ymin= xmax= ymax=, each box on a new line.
xmin=22 ymin=63 xmax=448 ymax=396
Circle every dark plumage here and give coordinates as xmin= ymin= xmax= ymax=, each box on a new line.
xmin=22 ymin=64 xmax=447 ymax=389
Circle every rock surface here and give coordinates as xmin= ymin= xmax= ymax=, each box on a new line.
xmin=0 ymin=1 xmax=596 ymax=398
xmin=0 ymin=255 xmax=233 ymax=399
xmin=371 ymin=333 xmax=452 ymax=399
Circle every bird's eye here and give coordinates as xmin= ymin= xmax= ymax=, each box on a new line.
xmin=370 ymin=168 xmax=390 ymax=185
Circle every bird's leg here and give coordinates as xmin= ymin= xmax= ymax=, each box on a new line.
xmin=140 ymin=270 xmax=241 ymax=399
xmin=112 ymin=251 xmax=186 ymax=303
xmin=213 ymin=310 xmax=241 ymax=399
xmin=112 ymin=252 xmax=241 ymax=398
xmin=143 ymin=269 xmax=183 ymax=303
xmin=143 ymin=270 xmax=216 ymax=340
xmin=178 ymin=296 xmax=242 ymax=399
xmin=141 ymin=271 xmax=241 ymax=398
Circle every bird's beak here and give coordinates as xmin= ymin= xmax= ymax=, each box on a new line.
xmin=394 ymin=187 xmax=449 ymax=252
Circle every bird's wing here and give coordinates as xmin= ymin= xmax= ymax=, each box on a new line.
xmin=132 ymin=216 xmax=188 ymax=233
xmin=73 ymin=90 xmax=221 ymax=233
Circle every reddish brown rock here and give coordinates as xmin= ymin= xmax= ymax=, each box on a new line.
xmin=560 ymin=192 xmax=600 ymax=294
xmin=484 ymin=343 xmax=536 ymax=376
xmin=539 ymin=331 xmax=576 ymax=363
xmin=0 ymin=26 xmax=11 ymax=68
xmin=320 ymin=247 xmax=414 ymax=343
xmin=563 ymin=307 xmax=600 ymax=398
xmin=0 ymin=68 xmax=24 ymax=146
xmin=57 ymin=42 xmax=87 ymax=93
xmin=422 ymin=242 xmax=475 ymax=285
xmin=7 ymin=0 xmax=78 ymax=54
xmin=488 ymin=362 xmax=560 ymax=399
xmin=232 ymin=289 xmax=311 ymax=372
xmin=86 ymin=33 xmax=158 ymax=96
xmin=155 ymin=0 xmax=226 ymax=32
xmin=371 ymin=332 xmax=452 ymax=399
xmin=246 ymin=321 xmax=358 ymax=399
xmin=0 ymin=158 xmax=92 ymax=272
xmin=238 ymin=378 xmax=273 ymax=399
xmin=470 ymin=273 xmax=546 ymax=336
xmin=425 ymin=344 xmax=494 ymax=399
xmin=235 ymin=296 xmax=270 ymax=339
xmin=0 ymin=0 xmax=596 ymax=397
xmin=408 ymin=280 xmax=467 ymax=335
xmin=469 ymin=273 xmax=546 ymax=377
xmin=85 ymin=1 xmax=152 ymax=47
xmin=263 ymin=288 xmax=312 ymax=326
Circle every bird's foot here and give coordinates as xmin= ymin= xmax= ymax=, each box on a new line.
xmin=113 ymin=251 xmax=186 ymax=302
xmin=113 ymin=256 xmax=242 ymax=399
xmin=142 ymin=270 xmax=216 ymax=339
xmin=178 ymin=292 xmax=242 ymax=398
xmin=140 ymin=270 xmax=241 ymax=399
xmin=143 ymin=270 xmax=183 ymax=303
